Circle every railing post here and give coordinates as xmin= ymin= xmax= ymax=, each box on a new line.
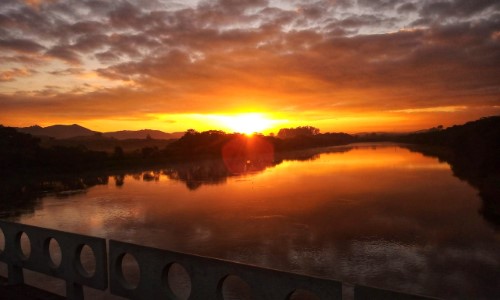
xmin=7 ymin=263 xmax=24 ymax=285
xmin=66 ymin=281 xmax=84 ymax=300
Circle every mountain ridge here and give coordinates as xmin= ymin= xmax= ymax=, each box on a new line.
xmin=17 ymin=124 xmax=183 ymax=140
xmin=18 ymin=124 xmax=97 ymax=139
xmin=103 ymin=129 xmax=184 ymax=140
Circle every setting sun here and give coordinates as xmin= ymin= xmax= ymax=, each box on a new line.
xmin=212 ymin=113 xmax=280 ymax=134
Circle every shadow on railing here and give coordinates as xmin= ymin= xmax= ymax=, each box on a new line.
xmin=0 ymin=221 xmax=438 ymax=300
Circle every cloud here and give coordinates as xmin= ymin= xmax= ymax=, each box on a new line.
xmin=48 ymin=67 xmax=85 ymax=76
xmin=357 ymin=0 xmax=401 ymax=10
xmin=397 ymin=3 xmax=418 ymax=14
xmin=69 ymin=21 xmax=106 ymax=35
xmin=0 ymin=67 xmax=34 ymax=81
xmin=91 ymin=14 xmax=499 ymax=111
xmin=46 ymin=46 xmax=81 ymax=64
xmin=0 ymin=0 xmax=498 ymax=131
xmin=95 ymin=51 xmax=121 ymax=64
xmin=420 ymin=0 xmax=500 ymax=18
xmin=0 ymin=38 xmax=45 ymax=53
xmin=201 ymin=0 xmax=269 ymax=13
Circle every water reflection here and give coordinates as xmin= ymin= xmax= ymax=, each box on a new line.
xmin=1 ymin=144 xmax=499 ymax=299
xmin=0 ymin=174 xmax=109 ymax=218
xmin=163 ymin=160 xmax=230 ymax=190
xmin=402 ymin=144 xmax=500 ymax=230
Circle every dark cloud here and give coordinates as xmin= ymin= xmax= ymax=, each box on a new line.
xmin=397 ymin=2 xmax=418 ymax=14
xmin=1 ymin=6 xmax=58 ymax=40
xmin=0 ymin=38 xmax=45 ymax=53
xmin=420 ymin=0 xmax=500 ymax=18
xmin=108 ymin=1 xmax=144 ymax=29
xmin=69 ymin=21 xmax=105 ymax=35
xmin=202 ymin=0 xmax=269 ymax=13
xmin=357 ymin=0 xmax=401 ymax=10
xmin=48 ymin=68 xmax=85 ymax=76
xmin=95 ymin=51 xmax=120 ymax=64
xmin=46 ymin=46 xmax=81 ymax=64
xmin=338 ymin=14 xmax=389 ymax=28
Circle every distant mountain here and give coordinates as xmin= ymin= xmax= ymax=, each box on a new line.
xmin=16 ymin=125 xmax=185 ymax=140
xmin=103 ymin=130 xmax=184 ymax=140
xmin=17 ymin=124 xmax=97 ymax=139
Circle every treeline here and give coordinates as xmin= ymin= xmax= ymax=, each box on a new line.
xmin=396 ymin=116 xmax=500 ymax=175
xmin=0 ymin=125 xmax=356 ymax=174
xmin=165 ymin=128 xmax=355 ymax=159
xmin=0 ymin=126 xmax=109 ymax=173
xmin=4 ymin=116 xmax=498 ymax=176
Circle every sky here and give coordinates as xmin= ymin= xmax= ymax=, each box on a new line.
xmin=0 ymin=0 xmax=499 ymax=133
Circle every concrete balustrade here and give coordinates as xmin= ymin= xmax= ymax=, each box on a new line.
xmin=0 ymin=220 xmax=107 ymax=300
xmin=354 ymin=285 xmax=440 ymax=300
xmin=0 ymin=220 xmax=438 ymax=300
xmin=108 ymin=239 xmax=342 ymax=299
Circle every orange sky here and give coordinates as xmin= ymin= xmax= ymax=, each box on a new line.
xmin=0 ymin=0 xmax=499 ymax=133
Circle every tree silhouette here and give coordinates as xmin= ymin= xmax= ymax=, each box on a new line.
xmin=277 ymin=126 xmax=320 ymax=139
xmin=113 ymin=146 xmax=124 ymax=159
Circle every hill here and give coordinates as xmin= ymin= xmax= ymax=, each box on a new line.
xmin=40 ymin=135 xmax=175 ymax=153
xmin=17 ymin=124 xmax=183 ymax=141
xmin=103 ymin=129 xmax=184 ymax=140
xmin=18 ymin=124 xmax=97 ymax=139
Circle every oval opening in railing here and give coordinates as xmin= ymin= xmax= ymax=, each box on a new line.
xmin=76 ymin=244 xmax=96 ymax=278
xmin=163 ymin=262 xmax=191 ymax=300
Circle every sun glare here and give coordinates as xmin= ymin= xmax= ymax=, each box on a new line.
xmin=214 ymin=113 xmax=277 ymax=134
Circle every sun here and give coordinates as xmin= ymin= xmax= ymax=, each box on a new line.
xmin=214 ymin=113 xmax=276 ymax=134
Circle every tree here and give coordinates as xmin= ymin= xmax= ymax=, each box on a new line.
xmin=113 ymin=146 xmax=124 ymax=159
xmin=277 ymin=126 xmax=320 ymax=139
xmin=185 ymin=129 xmax=198 ymax=136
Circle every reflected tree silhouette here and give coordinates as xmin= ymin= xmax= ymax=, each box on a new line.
xmin=395 ymin=117 xmax=500 ymax=230
xmin=0 ymin=174 xmax=108 ymax=219
xmin=163 ymin=160 xmax=230 ymax=190
xmin=404 ymin=145 xmax=500 ymax=230
xmin=162 ymin=146 xmax=354 ymax=190
xmin=114 ymin=174 xmax=125 ymax=187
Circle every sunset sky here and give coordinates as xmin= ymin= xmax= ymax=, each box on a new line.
xmin=1 ymin=0 xmax=499 ymax=134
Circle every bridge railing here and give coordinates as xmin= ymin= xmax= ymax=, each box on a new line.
xmin=0 ymin=220 xmax=107 ymax=300
xmin=109 ymin=239 xmax=342 ymax=299
xmin=0 ymin=220 xmax=438 ymax=300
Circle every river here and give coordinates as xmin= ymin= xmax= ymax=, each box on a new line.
xmin=1 ymin=143 xmax=499 ymax=299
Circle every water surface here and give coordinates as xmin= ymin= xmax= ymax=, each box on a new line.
xmin=2 ymin=144 xmax=499 ymax=299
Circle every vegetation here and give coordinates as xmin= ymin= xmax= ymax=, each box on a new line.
xmin=1 ymin=116 xmax=499 ymax=227
xmin=0 ymin=125 xmax=356 ymax=174
xmin=277 ymin=126 xmax=320 ymax=139
xmin=397 ymin=116 xmax=500 ymax=173
xmin=3 ymin=117 xmax=498 ymax=175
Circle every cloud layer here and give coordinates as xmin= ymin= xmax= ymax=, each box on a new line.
xmin=0 ymin=0 xmax=499 ymax=131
